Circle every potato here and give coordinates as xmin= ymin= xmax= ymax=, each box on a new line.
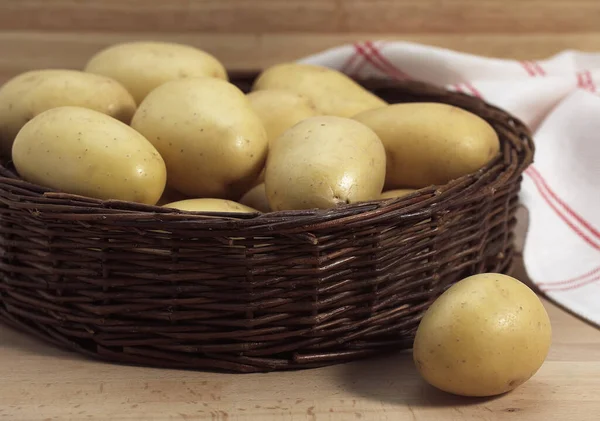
xmin=265 ymin=116 xmax=386 ymax=211
xmin=131 ymin=78 xmax=268 ymax=199
xmin=354 ymin=103 xmax=500 ymax=188
xmin=253 ymin=63 xmax=386 ymax=118
xmin=85 ymin=41 xmax=228 ymax=104
xmin=413 ymin=273 xmax=552 ymax=397
xmin=246 ymin=90 xmax=317 ymax=186
xmin=12 ymin=106 xmax=166 ymax=205
xmin=380 ymin=189 xmax=416 ymax=200
xmin=246 ymin=90 xmax=318 ymax=146
xmin=239 ymin=183 xmax=270 ymax=213
xmin=0 ymin=69 xmax=136 ymax=158
xmin=254 ymin=167 xmax=266 ymax=185
xmin=163 ymin=198 xmax=258 ymax=213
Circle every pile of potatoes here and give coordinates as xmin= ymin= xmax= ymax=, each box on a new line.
xmin=0 ymin=41 xmax=500 ymax=213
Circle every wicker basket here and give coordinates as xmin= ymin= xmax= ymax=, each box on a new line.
xmin=0 ymin=75 xmax=533 ymax=372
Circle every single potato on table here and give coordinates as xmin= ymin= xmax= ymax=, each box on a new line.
xmin=85 ymin=41 xmax=228 ymax=104
xmin=12 ymin=106 xmax=166 ymax=205
xmin=253 ymin=63 xmax=386 ymax=118
xmin=413 ymin=273 xmax=552 ymax=397
xmin=131 ymin=78 xmax=268 ymax=200
xmin=265 ymin=116 xmax=386 ymax=211
xmin=0 ymin=69 xmax=136 ymax=158
xmin=164 ymin=198 xmax=258 ymax=213
xmin=354 ymin=103 xmax=500 ymax=188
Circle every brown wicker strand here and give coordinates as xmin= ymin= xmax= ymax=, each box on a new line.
xmin=0 ymin=76 xmax=534 ymax=372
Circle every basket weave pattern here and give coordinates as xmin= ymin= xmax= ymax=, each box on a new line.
xmin=0 ymin=78 xmax=533 ymax=372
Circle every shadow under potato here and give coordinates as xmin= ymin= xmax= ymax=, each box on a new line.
xmin=337 ymin=350 xmax=503 ymax=408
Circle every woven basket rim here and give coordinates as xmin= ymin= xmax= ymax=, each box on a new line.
xmin=0 ymin=76 xmax=534 ymax=372
xmin=0 ymin=78 xmax=533 ymax=228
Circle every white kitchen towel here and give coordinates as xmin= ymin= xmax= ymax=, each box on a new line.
xmin=299 ymin=41 xmax=600 ymax=326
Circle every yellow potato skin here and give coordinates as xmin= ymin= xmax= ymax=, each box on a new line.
xmin=413 ymin=273 xmax=552 ymax=397
xmin=354 ymin=103 xmax=500 ymax=188
xmin=0 ymin=69 xmax=136 ymax=158
xmin=380 ymin=189 xmax=416 ymax=199
xmin=253 ymin=167 xmax=266 ymax=186
xmin=246 ymin=90 xmax=318 ymax=146
xmin=12 ymin=106 xmax=166 ymax=205
xmin=253 ymin=63 xmax=386 ymax=118
xmin=131 ymin=78 xmax=268 ymax=200
xmin=85 ymin=41 xmax=228 ymax=104
xmin=163 ymin=198 xmax=258 ymax=213
xmin=265 ymin=116 xmax=386 ymax=211
xmin=239 ymin=183 xmax=271 ymax=213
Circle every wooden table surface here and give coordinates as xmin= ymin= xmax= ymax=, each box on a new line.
xmin=1 ymin=214 xmax=598 ymax=420
xmin=1 ymin=292 xmax=598 ymax=421
xmin=1 ymin=212 xmax=598 ymax=421
xmin=1 ymin=0 xmax=600 ymax=81
xmin=1 ymin=2 xmax=599 ymax=420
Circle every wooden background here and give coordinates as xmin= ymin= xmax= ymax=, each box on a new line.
xmin=1 ymin=0 xmax=600 ymax=82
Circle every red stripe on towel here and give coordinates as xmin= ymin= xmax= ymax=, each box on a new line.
xmin=340 ymin=50 xmax=361 ymax=75
xmin=543 ymin=273 xmax=600 ymax=292
xmin=452 ymin=84 xmax=465 ymax=93
xmin=576 ymin=70 xmax=597 ymax=92
xmin=364 ymin=41 xmax=410 ymax=80
xmin=583 ymin=70 xmax=597 ymax=92
xmin=531 ymin=61 xmax=547 ymax=76
xmin=528 ymin=166 xmax=600 ymax=241
xmin=521 ymin=61 xmax=537 ymax=77
xmin=352 ymin=42 xmax=388 ymax=78
xmin=526 ymin=167 xmax=600 ymax=250
xmin=463 ymin=81 xmax=483 ymax=98
xmin=538 ymin=266 xmax=600 ymax=287
xmin=577 ymin=71 xmax=585 ymax=88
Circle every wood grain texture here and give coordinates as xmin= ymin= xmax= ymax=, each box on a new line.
xmin=1 ymin=0 xmax=600 ymax=34
xmin=1 ymin=289 xmax=598 ymax=421
xmin=1 ymin=0 xmax=600 ymax=81
xmin=0 ymin=3 xmax=599 ymax=418
xmin=2 ymin=32 xmax=600 ymax=83
xmin=0 ymin=213 xmax=594 ymax=421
